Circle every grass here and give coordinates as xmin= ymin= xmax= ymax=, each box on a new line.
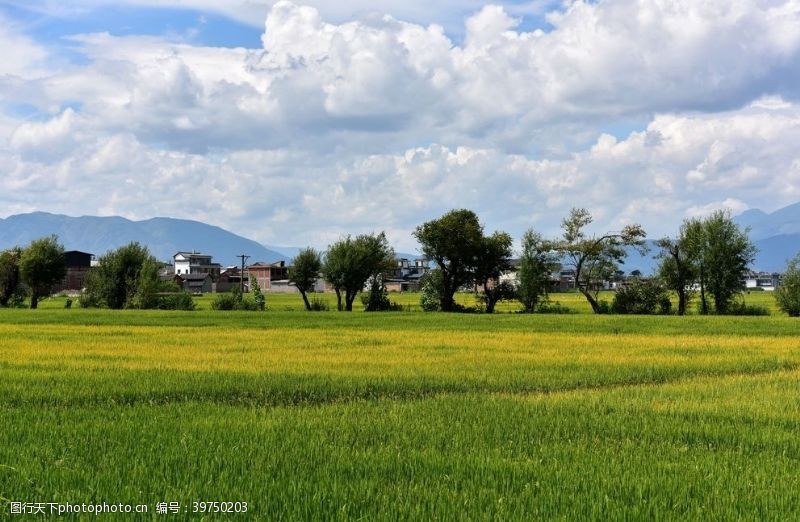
xmin=1 ymin=300 xmax=798 ymax=519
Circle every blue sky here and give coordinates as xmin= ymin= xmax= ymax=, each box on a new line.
xmin=1 ymin=3 xmax=264 ymax=48
xmin=0 ymin=0 xmax=558 ymax=47
xmin=0 ymin=0 xmax=798 ymax=250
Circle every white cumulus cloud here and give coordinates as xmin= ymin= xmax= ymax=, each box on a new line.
xmin=1 ymin=1 xmax=800 ymax=251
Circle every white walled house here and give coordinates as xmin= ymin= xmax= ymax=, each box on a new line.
xmin=173 ymin=251 xmax=222 ymax=279
xmin=742 ymin=271 xmax=782 ymax=291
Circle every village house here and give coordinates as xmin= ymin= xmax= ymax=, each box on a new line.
xmin=552 ymin=269 xmax=577 ymax=291
xmin=159 ymin=271 xmax=181 ymax=286
xmin=269 ymin=260 xmax=290 ymax=281
xmin=247 ymin=262 xmax=273 ymax=291
xmin=176 ymin=273 xmax=214 ymax=294
xmin=742 ymin=271 xmax=782 ymax=291
xmin=216 ymin=266 xmax=245 ymax=293
xmin=385 ymin=258 xmax=430 ymax=292
xmin=498 ymin=262 xmax=576 ymax=292
xmin=52 ymin=250 xmax=96 ymax=293
xmin=249 ymin=260 xmax=330 ymax=293
xmin=173 ymin=251 xmax=221 ymax=279
xmin=164 ymin=252 xmax=221 ymax=294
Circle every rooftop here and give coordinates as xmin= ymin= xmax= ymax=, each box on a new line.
xmin=174 ymin=251 xmax=213 ymax=259
xmin=176 ymin=273 xmax=212 ymax=281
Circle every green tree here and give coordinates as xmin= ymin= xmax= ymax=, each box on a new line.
xmin=655 ymin=224 xmax=697 ymax=315
xmin=362 ymin=278 xmax=392 ymax=311
xmin=611 ymin=279 xmax=672 ymax=315
xmin=685 ymin=210 xmax=756 ymax=314
xmin=211 ymin=285 xmax=258 ymax=311
xmin=83 ymin=242 xmax=155 ymax=309
xmin=473 ymin=231 xmax=513 ymax=313
xmin=776 ymin=255 xmax=800 ymax=317
xmin=19 ymin=235 xmax=66 ymax=309
xmin=553 ymin=208 xmax=647 ymax=314
xmin=321 ymin=239 xmax=348 ymax=311
xmin=289 ymin=248 xmax=322 ymax=311
xmin=322 ymin=232 xmax=395 ymax=311
xmin=250 ymin=276 xmax=266 ymax=311
xmin=419 ymin=269 xmax=443 ymax=312
xmin=517 ymin=230 xmax=558 ymax=313
xmin=413 ymin=209 xmax=483 ymax=312
xmin=130 ymin=258 xmax=163 ymax=310
xmin=0 ymin=247 xmax=25 ymax=307
xmin=682 ymin=218 xmax=709 ymax=314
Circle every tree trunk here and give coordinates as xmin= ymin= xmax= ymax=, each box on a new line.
xmin=715 ymin=295 xmax=726 ymax=315
xmin=671 ymin=247 xmax=687 ymax=316
xmin=699 ymin=264 xmax=708 ymax=315
xmin=335 ymin=288 xmax=343 ymax=311
xmin=30 ymin=291 xmax=39 ymax=309
xmin=573 ymin=258 xmax=602 ymax=313
xmin=580 ymin=287 xmax=601 ymax=314
xmin=439 ymin=271 xmax=454 ymax=312
xmin=483 ymin=282 xmax=496 ymax=314
xmin=440 ymin=293 xmax=455 ymax=312
xmin=677 ymin=289 xmax=687 ymax=316
xmin=300 ymin=290 xmax=311 ymax=311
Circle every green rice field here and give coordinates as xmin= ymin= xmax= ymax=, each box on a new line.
xmin=1 ymin=291 xmax=798 ymax=519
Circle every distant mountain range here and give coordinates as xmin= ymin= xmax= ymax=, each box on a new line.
xmin=0 ymin=212 xmax=293 ymax=267
xmin=1 ymin=205 xmax=798 ymax=272
xmin=0 ymin=212 xmax=424 ymax=267
xmin=734 ymin=202 xmax=800 ymax=272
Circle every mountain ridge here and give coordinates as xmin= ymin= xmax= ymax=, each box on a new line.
xmin=0 ymin=212 xmax=289 ymax=267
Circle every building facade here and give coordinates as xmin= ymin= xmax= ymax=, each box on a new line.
xmin=173 ymin=252 xmax=221 ymax=279
xmin=175 ymin=273 xmax=213 ymax=294
xmin=247 ymin=262 xmax=273 ymax=291
xmin=742 ymin=271 xmax=782 ymax=291
xmin=53 ymin=250 xmax=96 ymax=293
xmin=385 ymin=258 xmax=430 ymax=292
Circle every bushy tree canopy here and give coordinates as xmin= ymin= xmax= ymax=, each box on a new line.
xmin=322 ymin=232 xmax=395 ymax=311
xmin=553 ymin=208 xmax=646 ymax=314
xmin=473 ymin=231 xmax=513 ymax=314
xmin=19 ymin=235 xmax=66 ymax=309
xmin=682 ymin=211 xmax=756 ymax=314
xmin=612 ymin=279 xmax=671 ymax=315
xmin=289 ymin=248 xmax=323 ymax=311
xmin=0 ymin=247 xmax=25 ymax=308
xmin=776 ymin=255 xmax=800 ymax=317
xmin=655 ymin=223 xmax=697 ymax=316
xmin=82 ymin=242 xmax=191 ymax=310
xmin=413 ymin=209 xmax=484 ymax=312
xmin=700 ymin=211 xmax=756 ymax=314
xmin=517 ymin=229 xmax=559 ymax=313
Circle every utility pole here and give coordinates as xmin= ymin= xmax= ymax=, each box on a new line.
xmin=237 ymin=254 xmax=250 ymax=294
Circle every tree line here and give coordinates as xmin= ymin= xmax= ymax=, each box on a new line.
xmin=2 ymin=207 xmax=800 ymax=316
xmin=0 ymin=239 xmax=195 ymax=310
xmin=290 ymin=207 xmax=800 ymax=316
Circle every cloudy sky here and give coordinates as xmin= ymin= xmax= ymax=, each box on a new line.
xmin=1 ymin=0 xmax=799 ymax=251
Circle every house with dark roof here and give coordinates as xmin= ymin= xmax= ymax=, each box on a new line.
xmin=385 ymin=258 xmax=430 ymax=292
xmin=173 ymin=251 xmax=221 ymax=279
xmin=52 ymin=250 xmax=96 ymax=293
xmin=217 ymin=266 xmax=245 ymax=293
xmin=175 ymin=273 xmax=213 ymax=294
